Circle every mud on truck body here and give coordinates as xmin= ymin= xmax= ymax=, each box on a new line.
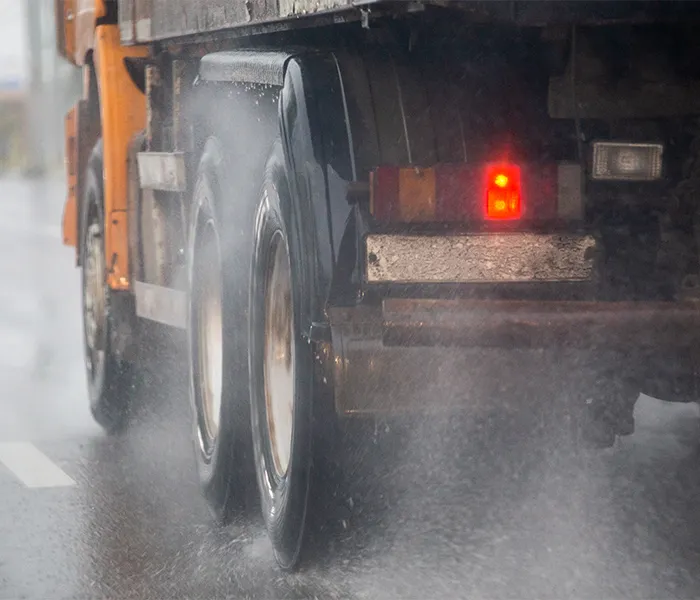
xmin=57 ymin=0 xmax=700 ymax=568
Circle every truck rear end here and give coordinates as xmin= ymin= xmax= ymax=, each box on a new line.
xmin=322 ymin=25 xmax=700 ymax=439
xmin=56 ymin=0 xmax=700 ymax=569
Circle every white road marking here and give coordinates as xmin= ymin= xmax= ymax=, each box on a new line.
xmin=0 ymin=442 xmax=75 ymax=488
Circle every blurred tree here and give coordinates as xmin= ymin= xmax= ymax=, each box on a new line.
xmin=0 ymin=0 xmax=80 ymax=174
xmin=25 ymin=0 xmax=46 ymax=176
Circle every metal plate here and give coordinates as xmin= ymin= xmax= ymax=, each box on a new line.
xmin=134 ymin=281 xmax=187 ymax=329
xmin=137 ymin=152 xmax=186 ymax=192
xmin=365 ymin=233 xmax=597 ymax=284
xmin=120 ymin=0 xmax=355 ymax=43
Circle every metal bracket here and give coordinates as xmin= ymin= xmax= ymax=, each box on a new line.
xmin=361 ymin=8 xmax=371 ymax=29
xmin=137 ymin=152 xmax=187 ymax=192
xmin=134 ymin=281 xmax=187 ymax=329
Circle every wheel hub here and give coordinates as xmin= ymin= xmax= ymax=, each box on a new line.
xmin=83 ymin=222 xmax=106 ymax=378
xmin=196 ymin=221 xmax=223 ymax=444
xmin=264 ymin=232 xmax=295 ymax=478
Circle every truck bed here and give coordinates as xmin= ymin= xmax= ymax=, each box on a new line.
xmin=118 ymin=0 xmax=359 ymax=44
xmin=117 ymin=0 xmax=700 ymax=45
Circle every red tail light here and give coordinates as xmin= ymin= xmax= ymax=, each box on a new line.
xmin=485 ymin=164 xmax=521 ymax=220
xmin=370 ymin=162 xmax=549 ymax=223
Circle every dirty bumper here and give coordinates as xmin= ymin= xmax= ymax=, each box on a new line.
xmin=329 ymin=299 xmax=700 ymax=414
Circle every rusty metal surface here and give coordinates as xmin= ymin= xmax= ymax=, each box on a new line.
xmin=118 ymin=0 xmax=355 ymax=43
xmin=365 ymin=233 xmax=597 ymax=284
xmin=279 ymin=0 xmax=347 ymax=17
xmin=331 ymin=343 xmax=616 ymax=415
xmin=329 ymin=299 xmax=700 ymax=414
xmin=329 ymin=298 xmax=700 ymax=414
xmin=334 ymin=342 xmax=533 ymax=415
xmin=112 ymin=1 xmax=700 ymax=45
xmin=381 ymin=298 xmax=700 ymax=348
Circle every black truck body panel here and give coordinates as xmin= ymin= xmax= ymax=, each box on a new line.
xmin=195 ymin=48 xmax=355 ymax=329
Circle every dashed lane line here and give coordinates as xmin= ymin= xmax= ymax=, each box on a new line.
xmin=0 ymin=442 xmax=75 ymax=488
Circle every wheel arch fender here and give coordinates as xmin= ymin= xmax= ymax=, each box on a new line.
xmin=191 ymin=48 xmax=356 ymax=335
xmin=278 ymin=54 xmax=355 ymax=337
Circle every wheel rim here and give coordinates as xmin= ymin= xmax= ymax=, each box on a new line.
xmin=263 ymin=231 xmax=295 ymax=478
xmin=84 ymin=221 xmax=106 ymax=381
xmin=196 ymin=220 xmax=223 ymax=446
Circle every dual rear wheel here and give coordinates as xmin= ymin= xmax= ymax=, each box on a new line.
xmin=80 ymin=136 xmax=316 ymax=567
xmin=187 ymin=138 xmax=318 ymax=569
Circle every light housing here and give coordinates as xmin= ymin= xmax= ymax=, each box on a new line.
xmin=591 ymin=142 xmax=663 ymax=182
xmin=369 ymin=162 xmax=574 ymax=223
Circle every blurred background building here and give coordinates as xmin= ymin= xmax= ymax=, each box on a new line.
xmin=0 ymin=0 xmax=80 ymax=174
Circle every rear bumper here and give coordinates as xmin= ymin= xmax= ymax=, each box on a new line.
xmin=381 ymin=298 xmax=700 ymax=349
xmin=328 ymin=299 xmax=700 ymax=415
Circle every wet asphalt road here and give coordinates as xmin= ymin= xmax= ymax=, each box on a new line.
xmin=2 ymin=176 xmax=700 ymax=600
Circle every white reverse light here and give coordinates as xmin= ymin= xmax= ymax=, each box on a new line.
xmin=591 ymin=142 xmax=663 ymax=181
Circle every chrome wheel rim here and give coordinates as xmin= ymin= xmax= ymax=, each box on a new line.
xmin=263 ymin=231 xmax=295 ymax=478
xmin=197 ymin=220 xmax=223 ymax=444
xmin=84 ymin=221 xmax=105 ymax=380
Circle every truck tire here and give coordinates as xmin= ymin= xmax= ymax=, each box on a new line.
xmin=249 ymin=144 xmax=316 ymax=570
xmin=187 ymin=138 xmax=254 ymax=521
xmin=81 ymin=141 xmax=136 ymax=433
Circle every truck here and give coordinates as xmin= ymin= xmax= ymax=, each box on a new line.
xmin=56 ymin=0 xmax=700 ymax=569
